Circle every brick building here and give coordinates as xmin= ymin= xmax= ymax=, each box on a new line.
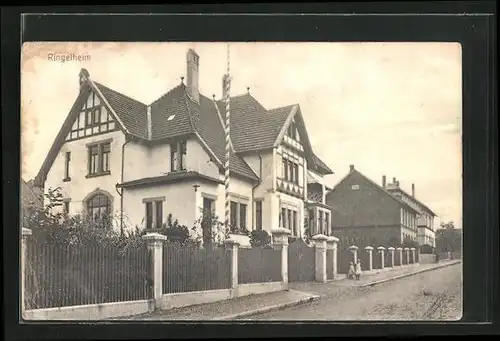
xmin=325 ymin=165 xmax=420 ymax=247
xmin=385 ymin=179 xmax=437 ymax=248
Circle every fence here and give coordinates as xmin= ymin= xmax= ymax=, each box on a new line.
xmin=359 ymin=249 xmax=370 ymax=271
xmin=238 ymin=247 xmax=282 ymax=284
xmin=24 ymin=241 xmax=151 ymax=310
xmin=373 ymin=251 xmax=383 ymax=269
xmin=288 ymin=239 xmax=315 ymax=282
xmin=163 ymin=242 xmax=231 ymax=293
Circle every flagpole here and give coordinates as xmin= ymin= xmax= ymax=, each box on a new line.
xmin=224 ymin=44 xmax=231 ymax=231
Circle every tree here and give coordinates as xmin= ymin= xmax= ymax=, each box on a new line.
xmin=435 ymin=220 xmax=461 ymax=253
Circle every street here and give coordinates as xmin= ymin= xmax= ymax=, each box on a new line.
xmin=236 ymin=263 xmax=462 ymax=321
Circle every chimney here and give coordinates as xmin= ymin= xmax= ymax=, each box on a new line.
xmin=349 ymin=164 xmax=355 ymax=172
xmin=382 ymin=175 xmax=386 ymax=188
xmin=222 ymin=74 xmax=230 ymax=100
xmin=396 ymin=180 xmax=400 ymax=187
xmin=79 ymin=68 xmax=90 ymax=89
xmin=186 ymin=49 xmax=200 ymax=103
xmin=412 ymin=183 xmax=415 ymax=197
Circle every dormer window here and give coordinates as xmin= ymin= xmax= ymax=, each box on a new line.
xmin=170 ymin=140 xmax=187 ymax=172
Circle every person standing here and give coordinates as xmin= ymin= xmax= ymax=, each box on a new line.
xmin=348 ymin=262 xmax=355 ymax=280
xmin=355 ymin=259 xmax=362 ymax=280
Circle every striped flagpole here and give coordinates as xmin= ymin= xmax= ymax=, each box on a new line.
xmin=224 ymin=44 xmax=231 ymax=230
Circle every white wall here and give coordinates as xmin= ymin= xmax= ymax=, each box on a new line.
xmin=243 ymin=151 xmax=273 ymax=198
xmin=45 ymin=130 xmax=126 ymax=225
xmin=122 ymin=181 xmax=197 ymax=231
xmin=123 ymin=137 xmax=220 ymax=183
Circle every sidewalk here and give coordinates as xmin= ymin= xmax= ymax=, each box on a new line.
xmin=290 ymin=260 xmax=461 ymax=295
xmin=113 ymin=260 xmax=460 ymax=321
xmin=115 ymin=289 xmax=319 ymax=321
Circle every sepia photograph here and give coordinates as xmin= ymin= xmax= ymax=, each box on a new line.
xmin=20 ymin=42 xmax=463 ymax=322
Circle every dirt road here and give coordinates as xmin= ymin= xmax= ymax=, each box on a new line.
xmin=237 ymin=262 xmax=462 ymax=321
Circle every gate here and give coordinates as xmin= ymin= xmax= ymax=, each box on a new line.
xmin=326 ymin=249 xmax=334 ymax=280
xmin=337 ymin=248 xmax=354 ymax=274
xmin=287 ymin=239 xmax=315 ymax=282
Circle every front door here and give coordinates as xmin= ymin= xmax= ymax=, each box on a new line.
xmin=202 ymin=198 xmax=214 ymax=245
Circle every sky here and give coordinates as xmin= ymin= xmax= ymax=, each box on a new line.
xmin=21 ymin=42 xmax=463 ymax=229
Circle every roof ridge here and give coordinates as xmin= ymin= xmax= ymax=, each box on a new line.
xmin=386 ymin=186 xmax=437 ymax=216
xmin=149 ymin=83 xmax=185 ymax=107
xmin=93 ymin=81 xmax=147 ymax=107
xmin=329 ymin=169 xmax=420 ymax=213
xmin=267 ymin=103 xmax=297 ymax=112
xmin=181 ymin=87 xmax=197 ymax=132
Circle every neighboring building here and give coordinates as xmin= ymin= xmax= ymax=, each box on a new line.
xmin=385 ymin=179 xmax=437 ymax=248
xmin=325 ymin=165 xmax=420 ymax=246
xmin=34 ymin=49 xmax=334 ymax=245
xmin=21 ymin=178 xmax=44 ymax=227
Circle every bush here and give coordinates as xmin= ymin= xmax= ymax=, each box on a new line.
xmin=159 ymin=214 xmax=192 ymax=245
xmin=249 ymin=230 xmax=271 ymax=248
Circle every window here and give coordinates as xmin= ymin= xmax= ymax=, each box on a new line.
xmin=102 ymin=143 xmax=110 ymax=172
xmin=325 ymin=212 xmax=330 ymax=236
xmin=88 ymin=145 xmax=99 ymax=175
xmin=318 ymin=210 xmax=324 ymax=234
xmin=64 ymin=152 xmax=71 ymax=181
xmin=255 ymin=200 xmax=262 ymax=231
xmin=144 ymin=198 xmax=165 ymax=230
xmin=293 ymin=163 xmax=299 ymax=184
xmin=240 ymin=203 xmax=247 ymax=229
xmin=145 ymin=202 xmax=153 ymax=230
xmin=287 ymin=121 xmax=297 ymax=140
xmin=292 ymin=210 xmax=298 ymax=236
xmin=282 ymin=157 xmax=299 ymax=184
xmin=283 ymin=159 xmax=288 ymax=180
xmin=230 ymin=201 xmax=238 ymax=229
xmin=308 ymin=209 xmax=315 ymax=235
xmin=87 ymin=193 xmax=110 ymax=222
xmin=287 ymin=209 xmax=292 ymax=234
xmin=156 ymin=201 xmax=163 ymax=229
xmin=281 ymin=208 xmax=287 ymax=228
xmin=170 ymin=140 xmax=187 ymax=172
xmin=229 ymin=201 xmax=247 ymax=232
xmin=87 ymin=141 xmax=111 ymax=176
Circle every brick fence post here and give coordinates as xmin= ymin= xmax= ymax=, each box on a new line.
xmin=348 ymin=245 xmax=358 ymax=263
xmin=365 ymin=246 xmax=373 ymax=271
xmin=21 ymin=228 xmax=32 ymax=318
xmin=224 ymin=239 xmax=240 ymax=298
xmin=404 ymin=247 xmax=410 ymax=265
xmin=388 ymin=247 xmax=395 ymax=267
xmin=142 ymin=232 xmax=167 ymax=310
xmin=271 ymin=228 xmax=291 ymax=290
xmin=396 ymin=247 xmax=403 ymax=266
xmin=312 ymin=234 xmax=328 ymax=283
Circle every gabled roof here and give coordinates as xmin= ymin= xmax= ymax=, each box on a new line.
xmin=386 ymin=186 xmax=437 ymax=217
xmin=35 ymin=66 xmax=333 ymax=186
xmin=93 ymin=82 xmax=148 ymax=139
xmin=312 ymin=153 xmax=334 ymax=175
xmin=215 ymin=94 xmax=290 ymax=153
xmin=327 ymin=168 xmax=420 ymax=214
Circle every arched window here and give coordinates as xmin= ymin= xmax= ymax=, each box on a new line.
xmin=87 ymin=193 xmax=111 ymax=221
